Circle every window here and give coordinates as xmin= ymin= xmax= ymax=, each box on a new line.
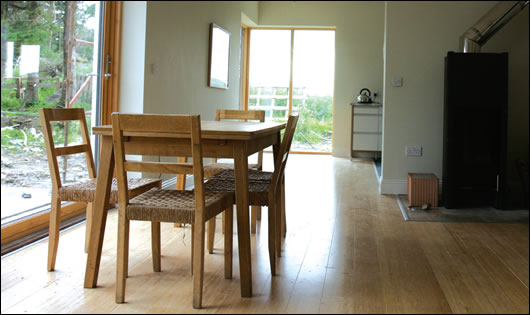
xmin=246 ymin=28 xmax=335 ymax=153
xmin=1 ymin=1 xmax=122 ymax=249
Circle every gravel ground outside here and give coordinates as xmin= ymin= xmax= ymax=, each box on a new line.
xmin=2 ymin=111 xmax=89 ymax=220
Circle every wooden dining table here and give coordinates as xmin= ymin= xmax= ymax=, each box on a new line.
xmin=83 ymin=120 xmax=286 ymax=298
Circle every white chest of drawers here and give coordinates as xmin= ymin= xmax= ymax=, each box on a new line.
xmin=350 ymin=102 xmax=382 ymax=158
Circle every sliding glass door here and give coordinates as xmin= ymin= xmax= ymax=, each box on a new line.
xmin=1 ymin=1 xmax=106 ymax=244
xmin=292 ymin=30 xmax=335 ymax=152
xmin=247 ymin=28 xmax=335 ymax=153
xmin=248 ymin=29 xmax=292 ymax=121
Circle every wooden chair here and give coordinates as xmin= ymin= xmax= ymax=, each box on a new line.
xmin=203 ymin=109 xmax=267 ymax=245
xmin=39 ymin=108 xmax=161 ymax=272
xmin=203 ymin=109 xmax=266 ymax=177
xmin=204 ymin=114 xmax=299 ymax=276
xmin=173 ymin=109 xmax=265 ymax=252
xmin=111 ymin=113 xmax=235 ymax=309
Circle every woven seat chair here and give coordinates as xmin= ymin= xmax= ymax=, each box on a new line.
xmin=204 ymin=114 xmax=299 ymax=276
xmin=202 ymin=109 xmax=268 ymax=243
xmin=203 ymin=109 xmax=266 ymax=177
xmin=208 ymin=167 xmax=287 ymax=239
xmin=39 ymin=108 xmax=161 ymax=272
xmin=112 ymin=113 xmax=234 ymax=309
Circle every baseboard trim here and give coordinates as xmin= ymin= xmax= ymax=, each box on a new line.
xmin=395 ymin=194 xmax=409 ymax=221
xmin=332 ymin=147 xmax=349 ymax=158
xmin=379 ymin=179 xmax=408 ymax=195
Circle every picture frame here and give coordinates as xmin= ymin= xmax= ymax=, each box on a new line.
xmin=208 ymin=23 xmax=231 ymax=89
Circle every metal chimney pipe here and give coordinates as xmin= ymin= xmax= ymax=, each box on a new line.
xmin=460 ymin=1 xmax=529 ymax=53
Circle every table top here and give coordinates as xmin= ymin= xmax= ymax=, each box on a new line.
xmin=93 ymin=120 xmax=285 ymax=140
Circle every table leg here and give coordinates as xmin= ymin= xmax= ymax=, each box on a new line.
xmin=84 ymin=135 xmax=114 ymax=288
xmin=272 ymin=133 xmax=282 ymax=258
xmin=233 ymin=142 xmax=252 ymax=297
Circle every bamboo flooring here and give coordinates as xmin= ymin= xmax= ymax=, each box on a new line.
xmin=1 ymin=154 xmax=528 ymax=313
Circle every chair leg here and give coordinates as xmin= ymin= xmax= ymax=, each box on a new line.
xmin=116 ymin=208 xmax=130 ymax=303
xmin=222 ymin=212 xmax=225 ymax=234
xmin=267 ymin=201 xmax=277 ymax=276
xmin=47 ymin=193 xmax=61 ymax=271
xmin=125 ymin=216 xmax=130 ymax=278
xmin=224 ymin=207 xmax=233 ymax=279
xmin=251 ymin=206 xmax=258 ymax=234
xmin=84 ymin=202 xmax=94 ymax=253
xmin=151 ymin=221 xmax=161 ymax=272
xmin=207 ymin=217 xmax=216 ymax=254
xmin=281 ymin=180 xmax=286 ymax=238
xmin=192 ymin=221 xmax=206 ymax=309
xmin=256 ymin=167 xmax=262 ymax=221
xmin=191 ymin=224 xmax=194 ymax=275
xmin=275 ymin=188 xmax=282 ymax=258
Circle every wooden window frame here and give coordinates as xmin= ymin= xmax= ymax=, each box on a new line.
xmin=1 ymin=1 xmax=123 ymax=248
xmin=240 ymin=24 xmax=250 ymax=110
xmin=1 ymin=203 xmax=87 ymax=247
xmin=101 ymin=1 xmax=122 ymax=126
xmin=244 ymin=27 xmax=336 ymax=155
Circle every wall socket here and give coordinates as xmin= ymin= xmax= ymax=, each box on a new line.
xmin=405 ymin=145 xmax=422 ymax=157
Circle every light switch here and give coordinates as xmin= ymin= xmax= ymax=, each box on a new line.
xmin=392 ymin=76 xmax=403 ymax=87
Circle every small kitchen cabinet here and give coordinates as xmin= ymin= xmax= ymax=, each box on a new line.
xmin=350 ymin=102 xmax=382 ymax=158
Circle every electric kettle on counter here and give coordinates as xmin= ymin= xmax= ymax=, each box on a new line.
xmin=357 ymin=88 xmax=372 ymax=103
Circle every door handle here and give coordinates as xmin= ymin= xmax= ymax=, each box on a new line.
xmin=104 ymin=55 xmax=112 ymax=80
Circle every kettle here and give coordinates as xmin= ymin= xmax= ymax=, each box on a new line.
xmin=357 ymin=88 xmax=372 ymax=103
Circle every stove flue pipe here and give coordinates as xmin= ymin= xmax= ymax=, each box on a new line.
xmin=461 ymin=1 xmax=528 ymax=53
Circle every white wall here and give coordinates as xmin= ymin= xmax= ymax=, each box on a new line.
xmin=380 ymin=1 xmax=497 ymax=194
xmin=258 ymin=1 xmax=385 ymax=157
xmin=241 ymin=1 xmax=259 ymax=26
xmin=143 ymin=1 xmax=244 ymax=119
xmin=123 ymin=1 xmax=255 ymax=181
xmin=140 ymin=0 xmax=386 ymax=157
xmin=120 ymin=1 xmax=528 ymax=202
xmin=119 ymin=2 xmax=148 ymax=178
xmin=120 ymin=1 xmax=147 ymax=114
xmin=381 ymin=1 xmax=529 ymax=199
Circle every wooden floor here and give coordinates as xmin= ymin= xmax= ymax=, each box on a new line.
xmin=1 ymin=154 xmax=529 ymax=313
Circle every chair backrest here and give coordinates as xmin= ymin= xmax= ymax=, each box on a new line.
xmin=39 ymin=107 xmax=96 ymax=190
xmin=214 ymin=109 xmax=265 ymax=167
xmin=215 ymin=109 xmax=265 ymax=122
xmin=269 ymin=114 xmax=299 ymax=200
xmin=111 ymin=113 xmax=206 ymax=216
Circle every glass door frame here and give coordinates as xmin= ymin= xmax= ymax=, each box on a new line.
xmin=1 ymin=1 xmax=123 ymax=251
xmin=244 ymin=27 xmax=336 ymax=155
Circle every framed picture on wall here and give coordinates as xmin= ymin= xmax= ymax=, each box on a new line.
xmin=208 ymin=23 xmax=231 ymax=89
